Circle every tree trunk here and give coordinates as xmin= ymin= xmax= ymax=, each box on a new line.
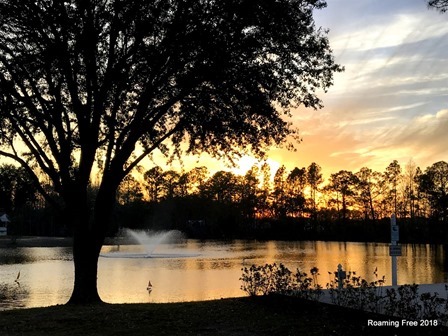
xmin=68 ymin=230 xmax=103 ymax=304
xmin=66 ymin=192 xmax=104 ymax=304
xmin=67 ymin=181 xmax=117 ymax=305
xmin=341 ymin=194 xmax=347 ymax=221
xmin=369 ymin=193 xmax=376 ymax=221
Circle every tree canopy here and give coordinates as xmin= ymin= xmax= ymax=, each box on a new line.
xmin=0 ymin=0 xmax=341 ymax=304
xmin=0 ymin=0 xmax=341 ymax=200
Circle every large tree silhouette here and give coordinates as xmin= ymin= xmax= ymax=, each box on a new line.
xmin=0 ymin=0 xmax=341 ymax=304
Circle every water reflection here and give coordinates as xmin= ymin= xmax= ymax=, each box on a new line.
xmin=0 ymin=240 xmax=447 ymax=310
xmin=0 ymin=249 xmax=34 ymax=265
xmin=0 ymin=247 xmax=72 ymax=265
xmin=0 ymin=282 xmax=29 ymax=310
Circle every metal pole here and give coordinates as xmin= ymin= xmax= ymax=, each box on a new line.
xmin=391 ymin=214 xmax=398 ymax=286
xmin=391 ymin=254 xmax=397 ymax=286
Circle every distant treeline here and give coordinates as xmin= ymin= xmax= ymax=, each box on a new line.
xmin=0 ymin=159 xmax=447 ymax=243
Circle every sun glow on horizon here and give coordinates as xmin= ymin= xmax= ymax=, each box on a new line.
xmin=227 ymin=155 xmax=281 ymax=178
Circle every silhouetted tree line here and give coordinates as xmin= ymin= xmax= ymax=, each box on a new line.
xmin=1 ymin=159 xmax=447 ymax=242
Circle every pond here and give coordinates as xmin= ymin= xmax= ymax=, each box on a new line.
xmin=1 ymin=239 xmax=447 ymax=310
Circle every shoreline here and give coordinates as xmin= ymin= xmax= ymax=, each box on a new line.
xmin=0 ymin=236 xmax=122 ymax=248
xmin=0 ymin=236 xmax=73 ymax=248
xmin=1 ymin=235 xmax=448 ymax=248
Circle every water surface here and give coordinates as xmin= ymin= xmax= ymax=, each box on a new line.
xmin=0 ymin=240 xmax=447 ymax=310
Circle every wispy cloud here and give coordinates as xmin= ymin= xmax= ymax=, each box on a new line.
xmin=280 ymin=0 xmax=448 ymax=175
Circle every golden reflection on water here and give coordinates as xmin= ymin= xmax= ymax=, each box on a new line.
xmin=97 ymin=240 xmax=448 ymax=304
xmin=10 ymin=248 xmax=73 ymax=308
xmin=1 ymin=241 xmax=447 ymax=309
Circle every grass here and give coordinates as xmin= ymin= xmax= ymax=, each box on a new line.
xmin=1 ymin=295 xmax=447 ymax=336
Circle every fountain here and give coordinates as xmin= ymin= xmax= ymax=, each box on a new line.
xmin=100 ymin=229 xmax=199 ymax=258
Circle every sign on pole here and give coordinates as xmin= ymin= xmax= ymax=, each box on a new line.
xmin=389 ymin=245 xmax=402 ymax=256
xmin=391 ymin=225 xmax=399 ymax=242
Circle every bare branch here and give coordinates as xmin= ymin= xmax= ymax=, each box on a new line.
xmin=0 ymin=149 xmax=60 ymax=209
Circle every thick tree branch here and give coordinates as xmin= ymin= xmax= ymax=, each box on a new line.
xmin=122 ymin=123 xmax=183 ymax=178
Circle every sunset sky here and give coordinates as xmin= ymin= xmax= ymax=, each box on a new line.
xmin=1 ymin=1 xmax=447 ymax=181
xmin=268 ymin=0 xmax=448 ymax=177
xmin=176 ymin=0 xmax=448 ymax=178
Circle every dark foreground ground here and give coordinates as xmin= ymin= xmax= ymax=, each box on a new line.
xmin=0 ymin=295 xmax=446 ymax=336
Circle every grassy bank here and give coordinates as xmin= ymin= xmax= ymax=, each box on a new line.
xmin=0 ymin=296 xmax=446 ymax=336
